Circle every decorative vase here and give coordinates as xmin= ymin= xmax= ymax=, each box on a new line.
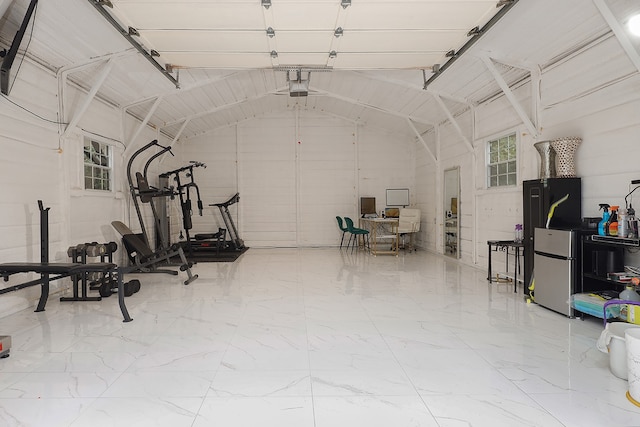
xmin=533 ymin=141 xmax=557 ymax=179
xmin=550 ymin=137 xmax=582 ymax=178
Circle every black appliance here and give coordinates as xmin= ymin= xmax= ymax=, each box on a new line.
xmin=522 ymin=178 xmax=582 ymax=293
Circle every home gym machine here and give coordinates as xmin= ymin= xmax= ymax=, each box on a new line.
xmin=159 ymin=162 xmax=226 ymax=254
xmin=122 ymin=140 xmax=197 ymax=285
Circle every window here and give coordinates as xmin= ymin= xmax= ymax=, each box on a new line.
xmin=487 ymin=132 xmax=517 ymax=188
xmin=83 ymin=138 xmax=112 ymax=191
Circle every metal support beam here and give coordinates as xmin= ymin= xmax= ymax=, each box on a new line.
xmin=480 ymin=55 xmax=538 ymax=138
xmin=62 ymin=58 xmax=114 ymax=138
xmin=87 ymin=0 xmax=179 ymax=88
xmin=593 ymin=0 xmax=640 ymax=73
xmin=423 ymin=0 xmax=520 ymax=89
xmin=406 ymin=118 xmax=436 ymax=162
xmin=433 ymin=94 xmax=473 ymax=152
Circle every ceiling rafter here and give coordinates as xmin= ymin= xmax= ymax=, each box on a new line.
xmin=433 ymin=94 xmax=473 ymax=152
xmin=593 ymin=0 xmax=640 ymax=74
xmin=480 ymin=55 xmax=538 ymax=138
xmin=406 ymin=118 xmax=436 ymax=162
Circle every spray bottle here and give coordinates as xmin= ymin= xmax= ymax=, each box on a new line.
xmin=608 ymin=205 xmax=619 ymax=236
xmin=598 ymin=204 xmax=610 ymax=236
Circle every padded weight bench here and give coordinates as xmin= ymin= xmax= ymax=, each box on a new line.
xmin=0 ymin=262 xmax=133 ymax=322
xmin=112 ymin=221 xmax=198 ymax=285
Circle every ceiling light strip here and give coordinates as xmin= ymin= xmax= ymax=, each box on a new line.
xmin=87 ymin=0 xmax=179 ymax=88
xmin=423 ymin=0 xmax=520 ymax=90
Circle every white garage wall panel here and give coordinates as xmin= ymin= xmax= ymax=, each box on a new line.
xmin=179 ymin=126 xmax=239 ymax=238
xmin=298 ymin=114 xmax=355 ymax=246
xmin=0 ymin=62 xmax=65 ymax=314
xmin=238 ymin=113 xmax=297 ymax=247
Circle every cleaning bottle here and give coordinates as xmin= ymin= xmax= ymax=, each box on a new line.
xmin=598 ymin=204 xmax=610 ymax=236
xmin=619 ymin=279 xmax=640 ymax=322
xmin=608 ymin=205 xmax=619 ymax=236
xmin=619 ymin=207 xmax=628 ymax=238
xmin=620 ymin=283 xmax=640 ymax=302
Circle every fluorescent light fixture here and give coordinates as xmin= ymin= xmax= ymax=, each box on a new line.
xmin=629 ymin=13 xmax=640 ymax=37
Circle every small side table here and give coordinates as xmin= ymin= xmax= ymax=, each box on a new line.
xmin=487 ymin=240 xmax=524 ymax=293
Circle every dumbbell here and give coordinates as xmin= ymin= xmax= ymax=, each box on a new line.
xmin=123 ymin=279 xmax=141 ymax=297
xmin=105 ymin=242 xmax=118 ymax=254
xmin=67 ymin=243 xmax=89 ymax=258
xmin=85 ymin=243 xmax=105 ymax=257
xmin=99 ymin=281 xmax=112 ymax=297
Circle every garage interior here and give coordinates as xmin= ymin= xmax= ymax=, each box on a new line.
xmin=1 ymin=0 xmax=640 ymax=425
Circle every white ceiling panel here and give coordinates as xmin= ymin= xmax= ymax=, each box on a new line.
xmin=160 ymin=53 xmax=274 ymax=68
xmin=344 ymin=2 xmax=496 ymax=30
xmin=332 ymin=52 xmax=443 ymax=69
xmin=339 ymin=30 xmax=464 ymax=52
xmin=271 ymin=3 xmax=342 ymax=29
xmin=110 ymin=3 xmax=265 ymax=29
xmin=272 ymin=31 xmax=334 ymax=52
xmin=143 ymin=31 xmax=269 ymax=52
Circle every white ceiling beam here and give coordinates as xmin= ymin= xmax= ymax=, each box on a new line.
xmin=407 ymin=118 xmax=436 ymax=162
xmin=480 ymin=55 xmax=539 ymax=138
xmin=123 ymin=71 xmax=245 ymax=111
xmin=322 ymin=91 xmax=434 ymax=126
xmin=433 ymin=94 xmax=473 ymax=152
xmin=124 ymin=96 xmax=164 ymax=158
xmin=593 ymin=0 xmax=640 ymax=73
xmin=349 ymin=70 xmax=471 ymax=106
xmin=61 ymin=57 xmax=115 ymax=138
xmin=163 ymin=90 xmax=276 ymax=127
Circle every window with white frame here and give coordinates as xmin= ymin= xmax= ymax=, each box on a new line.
xmin=487 ymin=132 xmax=517 ymax=188
xmin=83 ymin=138 xmax=112 ymax=191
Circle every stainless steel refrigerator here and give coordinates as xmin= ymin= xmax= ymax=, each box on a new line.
xmin=523 ymin=178 xmax=582 ymax=292
xmin=533 ymin=227 xmax=579 ymax=317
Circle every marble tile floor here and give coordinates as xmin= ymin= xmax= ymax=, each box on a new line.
xmin=1 ymin=248 xmax=639 ymax=427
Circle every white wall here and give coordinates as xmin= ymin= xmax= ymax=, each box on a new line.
xmin=422 ymin=32 xmax=640 ymax=275
xmin=179 ymin=110 xmax=417 ymax=248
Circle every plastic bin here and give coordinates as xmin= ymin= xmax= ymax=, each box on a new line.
xmin=626 ymin=328 xmax=640 ymax=407
xmin=598 ymin=323 xmax=640 ymax=379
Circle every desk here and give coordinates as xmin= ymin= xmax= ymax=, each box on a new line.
xmin=360 ymin=218 xmax=399 ymax=256
xmin=487 ymin=240 xmax=524 ymax=292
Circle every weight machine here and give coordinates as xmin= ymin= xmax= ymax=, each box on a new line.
xmin=122 ymin=140 xmax=197 ymax=283
xmin=159 ymin=162 xmax=226 ymax=254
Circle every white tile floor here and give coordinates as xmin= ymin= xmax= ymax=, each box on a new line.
xmin=1 ymin=248 xmax=639 ymax=427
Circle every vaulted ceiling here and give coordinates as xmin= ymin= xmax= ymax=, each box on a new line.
xmin=1 ymin=0 xmax=639 ymax=143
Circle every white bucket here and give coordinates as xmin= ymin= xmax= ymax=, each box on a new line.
xmin=626 ymin=328 xmax=640 ymax=407
xmin=607 ymin=323 xmax=640 ymax=379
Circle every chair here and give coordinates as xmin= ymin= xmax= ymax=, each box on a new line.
xmin=336 ymin=216 xmax=349 ymax=248
xmin=344 ymin=217 xmax=370 ymax=252
xmin=397 ymin=208 xmax=421 ymax=251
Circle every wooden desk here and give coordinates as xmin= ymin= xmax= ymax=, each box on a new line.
xmin=360 ymin=218 xmax=399 ymax=256
xmin=487 ymin=240 xmax=524 ymax=292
